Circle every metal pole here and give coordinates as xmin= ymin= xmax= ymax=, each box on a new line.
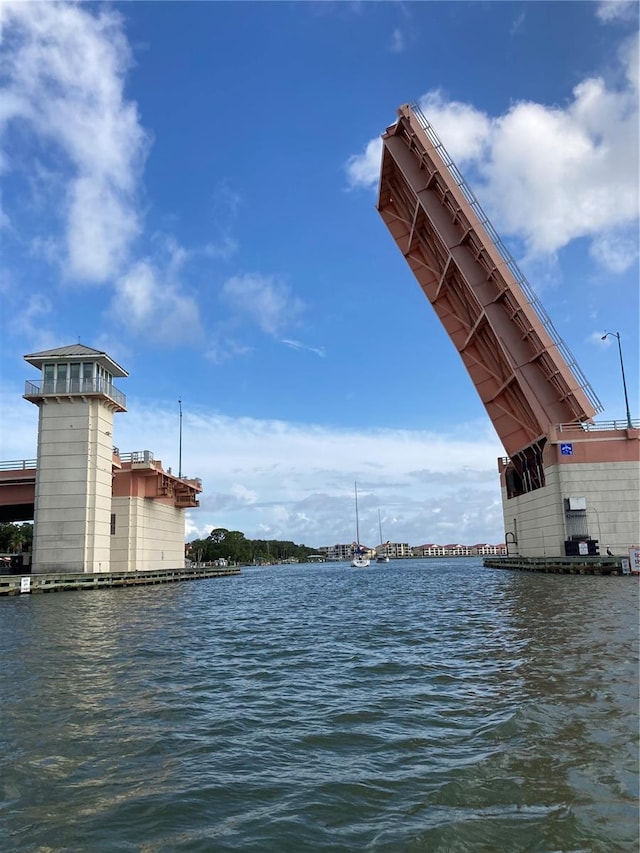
xmin=602 ymin=332 xmax=633 ymax=429
xmin=178 ymin=398 xmax=183 ymax=478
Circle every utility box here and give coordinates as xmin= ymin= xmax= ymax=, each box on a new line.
xmin=566 ymin=496 xmax=587 ymax=511
xmin=564 ymin=539 xmax=599 ymax=557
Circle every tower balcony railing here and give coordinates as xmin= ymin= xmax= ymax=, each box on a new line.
xmin=24 ymin=378 xmax=126 ymax=409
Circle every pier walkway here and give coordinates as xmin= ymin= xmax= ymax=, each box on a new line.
xmin=483 ymin=556 xmax=634 ymax=575
xmin=0 ymin=564 xmax=240 ymax=596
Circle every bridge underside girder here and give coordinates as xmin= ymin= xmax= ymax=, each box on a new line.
xmin=377 ymin=105 xmax=599 ymax=458
xmin=0 ymin=503 xmax=34 ymax=523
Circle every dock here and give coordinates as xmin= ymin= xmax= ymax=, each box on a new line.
xmin=483 ymin=556 xmax=633 ymax=576
xmin=0 ymin=565 xmax=240 ymax=596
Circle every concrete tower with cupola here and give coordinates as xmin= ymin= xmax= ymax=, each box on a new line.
xmin=23 ymin=344 xmax=128 ymax=573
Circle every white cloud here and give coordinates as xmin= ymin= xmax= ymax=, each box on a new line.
xmin=281 ymin=339 xmax=326 ymax=358
xmin=510 ymin=10 xmax=526 ymax=36
xmin=416 ymin=90 xmax=492 ymax=166
xmin=12 ymin=293 xmax=57 ymax=350
xmin=596 ymin=1 xmax=638 ymax=23
xmin=203 ymin=237 xmax=239 ymax=261
xmin=389 ymin=28 xmax=405 ymax=53
xmin=221 ymin=273 xmax=304 ymax=336
xmin=203 ymin=183 xmax=242 ymax=260
xmin=589 ymin=224 xmax=639 ymax=272
xmin=480 ymin=68 xmax=639 ymax=263
xmin=346 ymin=34 xmax=639 ymax=273
xmin=109 ymin=403 xmax=505 ymax=547
xmin=0 ymin=382 xmax=506 ymax=547
xmin=204 ymin=335 xmax=253 ymax=365
xmin=0 ymin=1 xmax=148 ymax=282
xmin=111 ymin=258 xmax=202 ymax=342
xmin=345 ymin=137 xmax=383 ymax=190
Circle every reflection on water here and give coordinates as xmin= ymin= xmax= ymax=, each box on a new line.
xmin=0 ymin=560 xmax=637 ymax=852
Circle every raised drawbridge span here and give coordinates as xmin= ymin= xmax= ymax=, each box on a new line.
xmin=377 ymin=103 xmax=603 ymax=460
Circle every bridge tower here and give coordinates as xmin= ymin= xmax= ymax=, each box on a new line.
xmin=23 ymin=345 xmax=128 ymax=573
xmin=377 ymin=104 xmax=639 ymax=558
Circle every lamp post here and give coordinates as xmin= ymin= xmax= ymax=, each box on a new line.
xmin=601 ymin=331 xmax=633 ymax=430
xmin=178 ymin=398 xmax=183 ymax=479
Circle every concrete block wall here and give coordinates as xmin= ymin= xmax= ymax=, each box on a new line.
xmin=33 ymin=399 xmax=115 ymax=573
xmin=111 ymin=496 xmax=185 ymax=571
xmin=502 ymin=460 xmax=640 ymax=557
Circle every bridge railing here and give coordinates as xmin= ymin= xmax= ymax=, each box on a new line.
xmin=0 ymin=459 xmax=37 ymax=471
xmin=118 ymin=450 xmax=155 ymax=464
xmin=557 ymin=419 xmax=640 ymax=432
xmin=499 ymin=419 xmax=639 ymax=466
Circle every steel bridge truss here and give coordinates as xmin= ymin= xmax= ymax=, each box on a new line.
xmin=377 ymin=103 xmax=602 ymax=458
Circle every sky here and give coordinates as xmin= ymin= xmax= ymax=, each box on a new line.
xmin=0 ymin=0 xmax=638 ymax=550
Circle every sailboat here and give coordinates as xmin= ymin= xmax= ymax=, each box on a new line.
xmin=351 ymin=482 xmax=370 ymax=568
xmin=376 ymin=510 xmax=390 ymax=563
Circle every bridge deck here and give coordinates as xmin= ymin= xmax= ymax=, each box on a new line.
xmin=377 ymin=103 xmax=602 ymax=457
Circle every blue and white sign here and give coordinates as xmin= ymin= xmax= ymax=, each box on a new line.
xmin=560 ymin=443 xmax=573 ymax=456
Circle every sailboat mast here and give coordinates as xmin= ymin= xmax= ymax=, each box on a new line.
xmin=354 ymin=481 xmax=360 ymax=543
xmin=378 ymin=509 xmax=383 ymax=545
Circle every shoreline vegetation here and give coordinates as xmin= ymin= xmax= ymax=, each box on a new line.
xmin=1 ymin=523 xmax=505 ymax=568
xmin=186 ymin=528 xmax=505 ymax=566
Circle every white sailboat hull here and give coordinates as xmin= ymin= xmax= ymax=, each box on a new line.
xmin=350 ymin=481 xmax=370 ymax=567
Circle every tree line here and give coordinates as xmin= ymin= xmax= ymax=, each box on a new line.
xmin=187 ymin=528 xmax=318 ymax=565
xmin=0 ymin=522 xmax=33 ymax=553
xmin=0 ymin=522 xmax=317 ymax=567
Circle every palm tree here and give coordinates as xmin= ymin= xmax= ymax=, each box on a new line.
xmin=9 ymin=524 xmax=31 ymax=554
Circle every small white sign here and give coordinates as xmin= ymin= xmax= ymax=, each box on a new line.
xmin=621 ymin=558 xmax=630 ymax=575
xmin=628 ymin=547 xmax=640 ymax=575
xmin=578 ymin=541 xmax=589 ymax=555
xmin=20 ymin=576 xmax=31 ymax=594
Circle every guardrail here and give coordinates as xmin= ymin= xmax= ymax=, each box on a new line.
xmin=499 ymin=419 xmax=640 ymax=465
xmin=118 ymin=450 xmax=155 ymax=464
xmin=0 ymin=459 xmax=37 ymax=471
xmin=557 ymin=419 xmax=640 ymax=432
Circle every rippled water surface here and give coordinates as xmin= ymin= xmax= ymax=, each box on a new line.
xmin=1 ymin=559 xmax=638 ymax=852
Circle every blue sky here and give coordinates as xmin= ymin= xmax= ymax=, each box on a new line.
xmin=1 ymin=1 xmax=638 ymax=549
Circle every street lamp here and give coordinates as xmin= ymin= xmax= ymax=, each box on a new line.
xmin=178 ymin=398 xmax=183 ymax=479
xmin=601 ymin=331 xmax=633 ymax=430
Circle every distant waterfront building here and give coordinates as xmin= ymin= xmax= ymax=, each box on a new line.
xmin=16 ymin=344 xmax=202 ymax=574
xmin=443 ymin=544 xmax=472 ymax=557
xmin=319 ymin=543 xmax=374 ymax=561
xmin=385 ymin=542 xmax=411 ymax=559
xmin=412 ymin=544 xmax=446 ymax=558
xmin=320 ymin=541 xmax=507 ymax=559
xmin=472 ymin=543 xmax=507 ymax=556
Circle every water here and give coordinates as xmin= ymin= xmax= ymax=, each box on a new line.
xmin=1 ymin=559 xmax=638 ymax=852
